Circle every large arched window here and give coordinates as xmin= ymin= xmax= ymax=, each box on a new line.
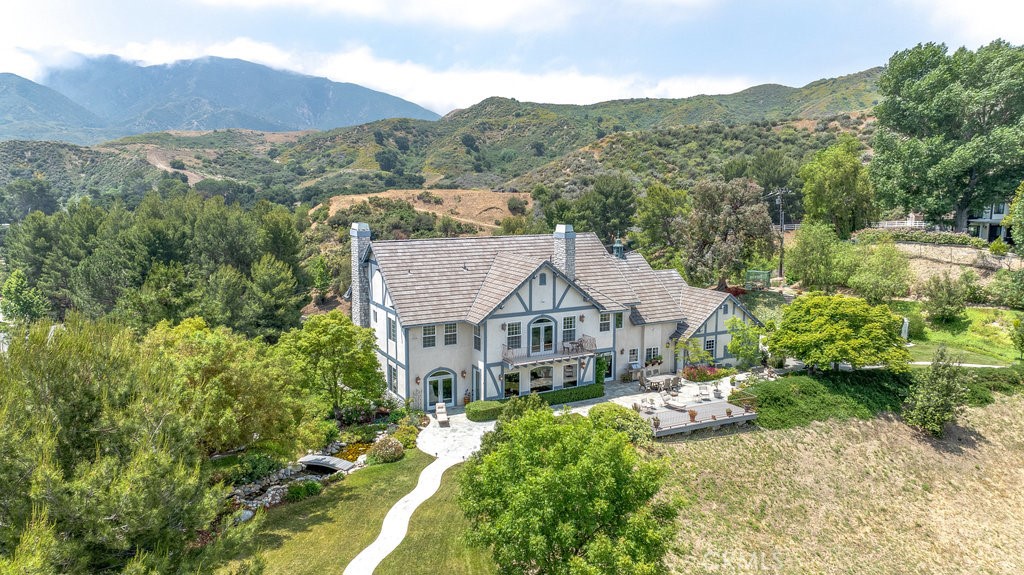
xmin=530 ymin=318 xmax=555 ymax=354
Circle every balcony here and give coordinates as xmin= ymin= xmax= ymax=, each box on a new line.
xmin=502 ymin=334 xmax=597 ymax=368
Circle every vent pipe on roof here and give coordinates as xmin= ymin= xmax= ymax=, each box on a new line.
xmin=553 ymin=223 xmax=576 ymax=280
xmin=350 ymin=222 xmax=371 ymax=328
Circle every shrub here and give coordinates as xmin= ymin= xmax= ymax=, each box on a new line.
xmin=847 ymin=242 xmax=911 ymax=304
xmin=905 ymin=309 xmax=926 ymax=340
xmin=987 ymin=269 xmax=1024 ymax=310
xmin=507 ymin=197 xmax=528 ymax=215
xmin=339 ymin=423 xmax=385 ymax=445
xmin=169 ymin=158 xmax=186 ymax=170
xmin=529 ymin=383 xmax=605 ymax=406
xmin=989 ymin=237 xmax=1010 ymax=256
xmin=498 ymin=393 xmax=550 ymax=423
xmin=852 ymin=228 xmax=987 ymax=249
xmin=285 ymin=480 xmax=323 ymax=502
xmin=391 ymin=424 xmax=420 ymax=449
xmin=681 ymin=365 xmax=737 ymax=382
xmin=1011 ymin=319 xmax=1024 ymax=361
xmin=466 ymin=400 xmax=504 ymax=422
xmin=416 ymin=190 xmax=443 ymax=205
xmin=367 ymin=436 xmax=405 ymax=464
xmin=588 ymin=403 xmax=652 ymax=445
xmin=225 ymin=452 xmax=284 ymax=485
xmin=902 ymin=346 xmax=970 ymax=437
xmin=919 ymin=272 xmax=967 ymax=323
xmin=958 ymin=270 xmax=988 ymax=304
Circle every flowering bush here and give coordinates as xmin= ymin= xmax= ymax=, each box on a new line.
xmin=368 ymin=436 xmax=405 ymax=464
xmin=682 ymin=365 xmax=738 ymax=383
xmin=391 ymin=424 xmax=420 ymax=449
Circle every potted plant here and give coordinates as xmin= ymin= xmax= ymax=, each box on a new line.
xmin=725 ymin=407 xmax=733 ymax=417
xmin=654 ymin=355 xmax=663 ymax=365
xmin=687 ymin=409 xmax=697 ymax=423
xmin=651 ymin=416 xmax=661 ymax=430
xmin=711 ymin=414 xmax=717 ymax=421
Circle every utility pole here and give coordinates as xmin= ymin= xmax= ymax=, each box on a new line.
xmin=775 ymin=188 xmax=788 ymax=280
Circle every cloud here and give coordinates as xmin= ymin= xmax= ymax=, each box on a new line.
xmin=192 ymin=0 xmax=583 ymax=31
xmin=906 ymin=0 xmax=1024 ymax=45
xmin=312 ymin=45 xmax=754 ymax=113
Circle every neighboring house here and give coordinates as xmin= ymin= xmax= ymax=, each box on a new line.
xmin=968 ymin=200 xmax=1013 ymax=243
xmin=348 ymin=222 xmax=760 ymax=412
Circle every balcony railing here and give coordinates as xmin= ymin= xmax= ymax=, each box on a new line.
xmin=502 ymin=334 xmax=597 ymax=367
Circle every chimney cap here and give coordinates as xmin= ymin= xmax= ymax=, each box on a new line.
xmin=350 ymin=222 xmax=371 ymax=237
xmin=554 ymin=223 xmax=575 ymax=238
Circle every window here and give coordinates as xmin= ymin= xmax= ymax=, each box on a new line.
xmin=722 ymin=303 xmax=729 ymax=314
xmin=444 ymin=322 xmax=458 ymax=346
xmin=628 ymin=348 xmax=639 ymax=363
xmin=704 ymin=339 xmax=716 ymax=357
xmin=507 ymin=322 xmax=522 ymax=349
xmin=539 ymin=272 xmax=547 ymax=285
xmin=504 ymin=372 xmax=520 ymax=398
xmin=387 ymin=317 xmax=397 ymax=342
xmin=562 ymin=316 xmax=576 ymax=342
xmin=614 ymin=313 xmax=623 ymax=329
xmin=473 ymin=325 xmax=481 ymax=351
xmin=599 ymin=313 xmax=611 ymax=332
xmin=387 ymin=364 xmax=398 ymax=393
xmin=995 ymin=202 xmax=1006 ymax=215
xmin=563 ymin=364 xmax=578 ymax=387
xmin=645 ymin=347 xmax=659 ymax=362
xmin=373 ymin=310 xmax=378 ymax=322
xmin=422 ymin=325 xmax=435 ymax=348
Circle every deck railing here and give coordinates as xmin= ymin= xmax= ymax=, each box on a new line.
xmin=502 ymin=334 xmax=596 ymax=365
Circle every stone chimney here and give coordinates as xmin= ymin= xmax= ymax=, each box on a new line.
xmin=553 ymin=224 xmax=576 ymax=280
xmin=350 ymin=222 xmax=371 ymax=328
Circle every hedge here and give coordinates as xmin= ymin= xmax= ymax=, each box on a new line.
xmin=506 ymin=383 xmax=606 ymax=406
xmin=465 ymin=400 xmax=504 ymax=422
xmin=853 ymin=228 xmax=988 ymax=249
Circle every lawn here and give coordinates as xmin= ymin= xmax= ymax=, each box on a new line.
xmin=225 ymin=449 xmax=433 ymax=574
xmin=892 ymin=303 xmax=1022 ymax=366
xmin=375 ymin=464 xmax=495 ymax=575
xmin=660 ymin=393 xmax=1024 ymax=574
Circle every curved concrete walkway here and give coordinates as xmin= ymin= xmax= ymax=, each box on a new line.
xmin=342 ymin=416 xmax=495 ymax=575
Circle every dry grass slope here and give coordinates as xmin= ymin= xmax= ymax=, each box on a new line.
xmin=326 ymin=188 xmax=532 ymax=233
xmin=660 ymin=394 xmax=1024 ymax=574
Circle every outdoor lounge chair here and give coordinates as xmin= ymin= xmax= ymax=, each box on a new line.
xmin=435 ymin=403 xmax=450 ymax=427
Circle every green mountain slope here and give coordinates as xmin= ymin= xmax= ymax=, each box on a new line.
xmin=0 ymin=67 xmax=879 ymax=210
xmin=0 ymin=73 xmax=116 ymax=143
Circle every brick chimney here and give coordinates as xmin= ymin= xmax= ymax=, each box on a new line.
xmin=553 ymin=224 xmax=576 ymax=280
xmin=350 ymin=222 xmax=371 ymax=328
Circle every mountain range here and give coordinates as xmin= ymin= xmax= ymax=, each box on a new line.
xmin=0 ymin=56 xmax=441 ymax=144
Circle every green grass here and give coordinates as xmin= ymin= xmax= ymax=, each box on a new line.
xmin=732 ymin=371 xmax=910 ymax=429
xmin=891 ymin=303 xmax=1022 ymax=366
xmin=228 ymin=449 xmax=433 ymax=574
xmin=375 ymin=465 xmax=495 ymax=575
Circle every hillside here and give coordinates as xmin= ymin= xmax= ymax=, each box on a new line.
xmin=0 ymin=66 xmax=879 ymax=210
xmin=0 ymin=56 xmax=439 ymax=144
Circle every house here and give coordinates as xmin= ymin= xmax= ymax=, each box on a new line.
xmin=968 ymin=200 xmax=1014 ymax=243
xmin=349 ymin=222 xmax=759 ymax=412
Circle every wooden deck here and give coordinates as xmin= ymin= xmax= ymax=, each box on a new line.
xmin=642 ymin=402 xmax=757 ymax=437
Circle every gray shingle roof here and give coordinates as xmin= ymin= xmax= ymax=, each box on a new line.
xmin=367 ymin=232 xmax=735 ymax=334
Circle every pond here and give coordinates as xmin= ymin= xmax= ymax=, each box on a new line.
xmin=337 ymin=442 xmax=373 ymax=461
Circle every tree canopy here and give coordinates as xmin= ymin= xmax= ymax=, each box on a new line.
xmin=0 ymin=315 xmax=259 ymax=574
xmin=460 ymin=407 xmax=676 ymax=575
xmin=767 ymin=293 xmax=911 ymax=371
xmin=800 ymin=134 xmax=874 ymax=239
xmin=680 ymin=178 xmax=776 ymax=289
xmin=632 ymin=183 xmax=689 ymax=267
xmin=573 ymin=173 xmax=637 ymax=243
xmin=872 ymin=40 xmax=1024 ymax=230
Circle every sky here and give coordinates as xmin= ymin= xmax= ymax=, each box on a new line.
xmin=2 ymin=0 xmax=1022 ymax=114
